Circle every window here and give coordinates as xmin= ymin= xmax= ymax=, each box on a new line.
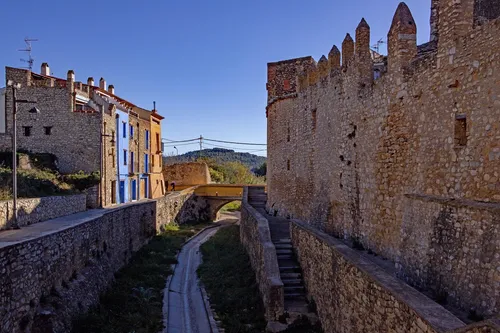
xmin=287 ymin=127 xmax=290 ymax=142
xmin=123 ymin=149 xmax=127 ymax=165
xmin=130 ymin=151 xmax=134 ymax=172
xmin=111 ymin=131 xmax=115 ymax=146
xmin=144 ymin=154 xmax=149 ymax=173
xmin=130 ymin=124 xmax=134 ymax=138
xmin=145 ymin=130 xmax=149 ymax=149
xmin=287 ymin=159 xmax=290 ymax=171
xmin=156 ymin=133 xmax=160 ymax=151
xmin=111 ymin=180 xmax=117 ymax=204
xmin=152 ymin=155 xmax=155 ymax=167
xmin=312 ymin=109 xmax=317 ymax=131
xmin=122 ymin=122 xmax=126 ymax=138
xmin=455 ymin=115 xmax=467 ymax=146
xmin=44 ymin=126 xmax=52 ymax=135
xmin=284 ymin=79 xmax=290 ymax=90
xmin=23 ymin=126 xmax=32 ymax=137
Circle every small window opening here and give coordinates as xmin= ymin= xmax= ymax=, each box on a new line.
xmin=23 ymin=126 xmax=32 ymax=137
xmin=44 ymin=126 xmax=52 ymax=135
xmin=283 ymin=79 xmax=290 ymax=90
xmin=122 ymin=122 xmax=126 ymax=138
xmin=287 ymin=159 xmax=290 ymax=171
xmin=312 ymin=109 xmax=317 ymax=131
xmin=287 ymin=127 xmax=290 ymax=142
xmin=455 ymin=115 xmax=467 ymax=146
xmin=123 ymin=149 xmax=127 ymax=165
xmin=111 ymin=180 xmax=117 ymax=204
xmin=111 ymin=131 xmax=115 ymax=146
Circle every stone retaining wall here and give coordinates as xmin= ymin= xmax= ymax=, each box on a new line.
xmin=0 ymin=201 xmax=156 ymax=333
xmin=0 ymin=194 xmax=87 ymax=230
xmin=155 ymin=188 xmax=211 ymax=231
xmin=240 ymin=187 xmax=284 ymax=321
xmin=290 ymin=220 xmax=500 ymax=333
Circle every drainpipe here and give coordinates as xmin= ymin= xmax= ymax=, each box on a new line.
xmin=115 ymin=113 xmax=120 ymax=203
xmin=137 ymin=122 xmax=140 ymax=199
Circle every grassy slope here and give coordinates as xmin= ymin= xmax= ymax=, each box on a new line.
xmin=198 ymin=226 xmax=322 ymax=333
xmin=72 ymin=223 xmax=211 ymax=333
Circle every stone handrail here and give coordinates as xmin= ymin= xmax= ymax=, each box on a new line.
xmin=239 ymin=187 xmax=284 ymax=321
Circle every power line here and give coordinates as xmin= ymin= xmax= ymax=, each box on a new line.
xmin=204 ymin=137 xmax=266 ymax=146
xmin=202 ymin=142 xmax=267 ymax=152
xmin=162 ymin=136 xmax=267 ymax=147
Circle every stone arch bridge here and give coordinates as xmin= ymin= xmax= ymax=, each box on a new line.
xmin=193 ymin=184 xmax=263 ymax=221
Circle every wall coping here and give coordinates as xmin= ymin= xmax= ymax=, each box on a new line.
xmin=0 ymin=193 xmax=86 ymax=204
xmin=0 ymin=200 xmax=154 ymax=251
xmin=405 ymin=193 xmax=500 ymax=212
xmin=242 ymin=187 xmax=284 ymax=317
xmin=291 ymin=219 xmax=467 ymax=333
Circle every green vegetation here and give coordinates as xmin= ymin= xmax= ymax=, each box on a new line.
xmin=72 ymin=222 xmax=211 ymax=333
xmin=198 ymin=226 xmax=322 ymax=333
xmin=0 ymin=152 xmax=99 ymax=200
xmin=164 ymin=148 xmax=266 ymax=170
xmin=199 ymin=158 xmax=265 ymax=185
xmin=220 ymin=201 xmax=241 ymax=212
xmin=253 ymin=162 xmax=266 ymax=177
xmin=198 ymin=225 xmax=267 ymax=333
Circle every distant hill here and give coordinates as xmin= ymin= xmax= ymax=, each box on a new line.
xmin=163 ymin=148 xmax=267 ymax=170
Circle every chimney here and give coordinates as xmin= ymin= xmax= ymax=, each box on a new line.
xmin=67 ymin=70 xmax=75 ymax=83
xmin=87 ymin=77 xmax=95 ymax=86
xmin=342 ymin=33 xmax=354 ymax=67
xmin=99 ymin=77 xmax=106 ymax=90
xmin=41 ymin=63 xmax=50 ymax=76
xmin=108 ymin=85 xmax=115 ymax=95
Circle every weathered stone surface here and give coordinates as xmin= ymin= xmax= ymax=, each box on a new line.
xmin=266 ymin=1 xmax=500 ymax=319
xmin=290 ymin=220 xmax=500 ymax=333
xmin=0 ymin=194 xmax=86 ymax=230
xmin=240 ymin=187 xmax=284 ymax=321
xmin=163 ymin=162 xmax=211 ymax=187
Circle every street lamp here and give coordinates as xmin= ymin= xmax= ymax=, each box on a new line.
xmin=7 ymin=80 xmax=38 ymax=229
xmin=173 ymin=146 xmax=178 ymax=156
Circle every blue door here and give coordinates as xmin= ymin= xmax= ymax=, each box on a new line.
xmin=119 ymin=181 xmax=125 ymax=204
xmin=131 ymin=179 xmax=137 ymax=200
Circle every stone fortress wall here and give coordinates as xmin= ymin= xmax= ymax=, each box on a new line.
xmin=163 ymin=161 xmax=212 ymax=188
xmin=266 ymin=0 xmax=500 ymax=321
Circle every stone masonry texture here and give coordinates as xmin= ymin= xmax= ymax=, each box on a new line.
xmin=266 ymin=0 xmax=500 ymax=323
xmin=240 ymin=187 xmax=284 ymax=321
xmin=0 ymin=194 xmax=86 ymax=230
xmin=0 ymin=189 xmax=212 ymax=333
xmin=291 ymin=220 xmax=500 ymax=333
xmin=163 ymin=162 xmax=211 ymax=187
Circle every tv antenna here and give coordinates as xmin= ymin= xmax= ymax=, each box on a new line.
xmin=19 ymin=38 xmax=38 ymax=71
xmin=371 ymin=38 xmax=386 ymax=54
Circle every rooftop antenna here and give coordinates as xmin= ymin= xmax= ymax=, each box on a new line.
xmin=371 ymin=38 xmax=386 ymax=54
xmin=19 ymin=37 xmax=38 ymax=71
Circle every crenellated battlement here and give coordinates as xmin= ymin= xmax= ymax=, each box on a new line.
xmin=266 ymin=1 xmax=500 ymax=110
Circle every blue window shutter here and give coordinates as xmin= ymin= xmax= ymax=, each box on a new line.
xmin=123 ymin=122 xmax=126 ymax=138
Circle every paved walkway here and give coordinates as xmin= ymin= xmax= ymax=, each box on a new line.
xmin=0 ymin=200 xmax=152 ymax=249
xmin=165 ymin=226 xmax=221 ymax=333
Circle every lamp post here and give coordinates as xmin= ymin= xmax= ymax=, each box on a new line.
xmin=7 ymin=80 xmax=39 ymax=229
xmin=173 ymin=146 xmax=178 ymax=156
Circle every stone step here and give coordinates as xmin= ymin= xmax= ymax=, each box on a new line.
xmin=279 ymin=265 xmax=301 ymax=273
xmin=272 ymin=238 xmax=291 ymax=244
xmin=276 ymin=249 xmax=293 ymax=254
xmin=282 ymin=279 xmax=302 ymax=285
xmin=274 ymin=243 xmax=293 ymax=249
xmin=285 ymin=285 xmax=305 ymax=292
xmin=277 ymin=254 xmax=293 ymax=260
xmin=280 ymin=272 xmax=302 ymax=279
xmin=285 ymin=301 xmax=309 ymax=314
xmin=284 ymin=293 xmax=306 ymax=300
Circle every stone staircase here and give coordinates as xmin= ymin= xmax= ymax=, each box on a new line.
xmin=247 ymin=187 xmax=309 ymax=315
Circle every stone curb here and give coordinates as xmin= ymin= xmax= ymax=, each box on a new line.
xmin=200 ymin=282 xmax=220 ymax=333
xmin=161 ymin=222 xmax=223 ymax=333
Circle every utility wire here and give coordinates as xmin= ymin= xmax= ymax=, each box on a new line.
xmin=202 ymin=142 xmax=267 ymax=152
xmin=162 ymin=136 xmax=266 ymax=146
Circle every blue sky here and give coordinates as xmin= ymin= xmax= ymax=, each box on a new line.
xmin=0 ymin=0 xmax=431 ymax=157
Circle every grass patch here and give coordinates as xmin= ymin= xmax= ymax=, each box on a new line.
xmin=198 ymin=226 xmax=322 ymax=333
xmin=220 ymin=201 xmax=241 ymax=212
xmin=198 ymin=225 xmax=267 ymax=333
xmin=72 ymin=222 xmax=211 ymax=333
